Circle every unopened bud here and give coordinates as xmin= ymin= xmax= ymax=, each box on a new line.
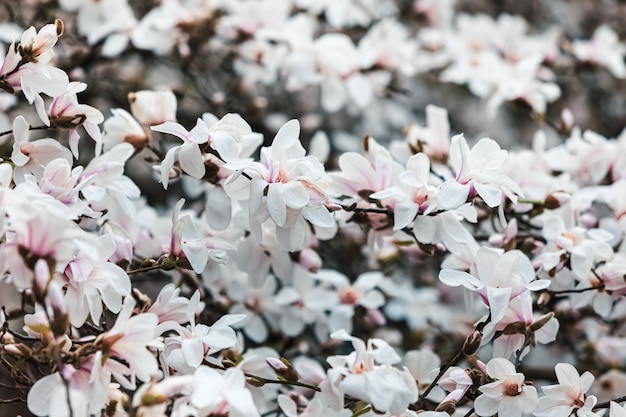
xmin=266 ymin=357 xmax=288 ymax=372
xmin=530 ymin=312 xmax=555 ymax=332
xmin=246 ymin=376 xmax=266 ymax=387
xmin=435 ymin=400 xmax=457 ymax=414
xmin=267 ymin=357 xmax=299 ymax=383
xmin=537 ymin=291 xmax=551 ymax=307
xmin=140 ymin=392 xmax=168 ymax=407
xmin=462 ymin=331 xmax=482 ymax=355
xmin=502 ymin=321 xmax=527 ymax=335
xmin=297 ymin=249 xmax=322 ymax=273
xmin=544 ymin=192 xmax=570 ymax=210
xmin=559 ymin=108 xmax=574 ymax=135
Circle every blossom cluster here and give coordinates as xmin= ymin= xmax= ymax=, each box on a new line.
xmin=0 ymin=1 xmax=626 ymax=417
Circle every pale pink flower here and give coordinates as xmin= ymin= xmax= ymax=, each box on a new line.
xmin=128 ymin=89 xmax=177 ymax=126
xmin=323 ymin=330 xmax=418 ymax=414
xmin=99 ymin=297 xmax=159 ymax=386
xmin=11 ymin=115 xmax=72 ymax=183
xmin=190 ymin=366 xmax=261 ymax=417
xmin=102 ymin=108 xmax=148 ymax=151
xmin=152 ymin=119 xmax=209 ymax=189
xmin=481 ymin=291 xmax=559 ymax=360
xmin=474 ymin=358 xmax=538 ymax=417
xmin=573 ymin=25 xmax=626 ymax=79
xmin=316 ymin=270 xmax=385 ymax=334
xmin=63 ymin=234 xmax=132 ymax=327
xmin=225 ymin=120 xmax=334 ymax=251
xmin=439 ymin=247 xmax=550 ymax=323
xmin=437 ymin=135 xmax=523 ymax=210
xmin=534 ymin=363 xmax=600 ymax=417
xmin=45 ymin=81 xmax=104 ymax=157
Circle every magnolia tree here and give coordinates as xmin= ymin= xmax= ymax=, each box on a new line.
xmin=2 ymin=0 xmax=626 ymax=417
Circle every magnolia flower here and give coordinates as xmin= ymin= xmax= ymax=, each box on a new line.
xmin=474 ymin=358 xmax=538 ymax=417
xmin=481 ymin=291 xmax=559 ymax=360
xmin=45 ymin=81 xmax=104 ymax=157
xmin=98 ymin=297 xmax=159 ymax=386
xmin=152 ymin=118 xmax=209 ymax=189
xmin=572 ymin=25 xmax=626 ymax=79
xmin=437 ymin=135 xmax=523 ymax=210
xmin=11 ymin=115 xmax=72 ymax=184
xmin=439 ymin=247 xmax=550 ymax=323
xmin=323 ymin=330 xmax=418 ymax=414
xmin=225 ymin=120 xmax=334 ymax=251
xmin=128 ymin=89 xmax=177 ymax=126
xmin=190 ymin=366 xmax=260 ymax=417
xmin=161 ymin=314 xmax=245 ymax=373
xmin=534 ymin=363 xmax=600 ymax=417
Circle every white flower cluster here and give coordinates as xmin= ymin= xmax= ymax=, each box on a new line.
xmin=0 ymin=2 xmax=626 ymax=417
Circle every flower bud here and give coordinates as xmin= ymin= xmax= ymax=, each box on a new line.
xmin=435 ymin=400 xmax=457 ymax=414
xmin=462 ymin=331 xmax=482 ymax=355
xmin=544 ymin=192 xmax=570 ymax=210
xmin=297 ymin=248 xmax=322 ymax=273
xmin=530 ymin=312 xmax=555 ymax=332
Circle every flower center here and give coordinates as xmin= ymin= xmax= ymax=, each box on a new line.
xmin=503 ymin=381 xmax=521 ymax=396
xmin=340 ymin=287 xmax=359 ymax=305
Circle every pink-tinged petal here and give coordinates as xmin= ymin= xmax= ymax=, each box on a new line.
xmin=486 ymin=358 xmax=516 ymax=379
xmin=474 ymin=394 xmax=500 ymax=416
xmin=448 ymin=134 xmax=469 ymax=175
xmin=282 ymin=182 xmax=309 ymax=209
xmin=479 ymin=380 xmax=506 ymax=397
xmin=225 ymin=388 xmax=261 ymax=417
xmin=520 ymin=386 xmax=539 ymax=412
xmin=152 ymin=121 xmax=189 ymax=141
xmin=271 ymin=119 xmax=300 ymax=155
xmin=302 ymin=205 xmax=335 ymax=228
xmin=160 ymin=146 xmax=179 ymax=189
xmin=469 ymin=138 xmax=507 ymax=171
xmin=437 ymin=180 xmax=470 ymax=210
xmin=439 ymin=269 xmax=484 ymax=290
xmin=187 ymin=119 xmax=210 ymax=144
xmin=28 ymin=372 xmax=62 ymax=415
xmin=498 ymin=397 xmax=523 ymax=417
xmin=267 ymin=184 xmax=287 ymax=227
xmin=474 ymin=181 xmax=502 ymax=207
xmin=475 ymin=247 xmax=500 ymax=287
xmin=579 ymin=371 xmax=595 ymax=394
xmin=526 ymin=279 xmax=551 ymax=291
xmin=182 ymin=337 xmax=204 ymax=368
xmin=178 ymin=143 xmax=205 ymax=179
xmin=487 ymin=286 xmax=512 ymax=324
xmin=554 ymin=363 xmax=581 ymax=388
xmin=277 ymin=395 xmax=298 ymax=417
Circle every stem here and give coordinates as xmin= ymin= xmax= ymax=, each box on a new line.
xmin=0 ymin=124 xmax=50 ymax=137
xmin=549 ymin=285 xmax=604 ymax=295
xmin=204 ymin=360 xmax=321 ymax=392
xmin=126 ymin=263 xmax=167 ymax=275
